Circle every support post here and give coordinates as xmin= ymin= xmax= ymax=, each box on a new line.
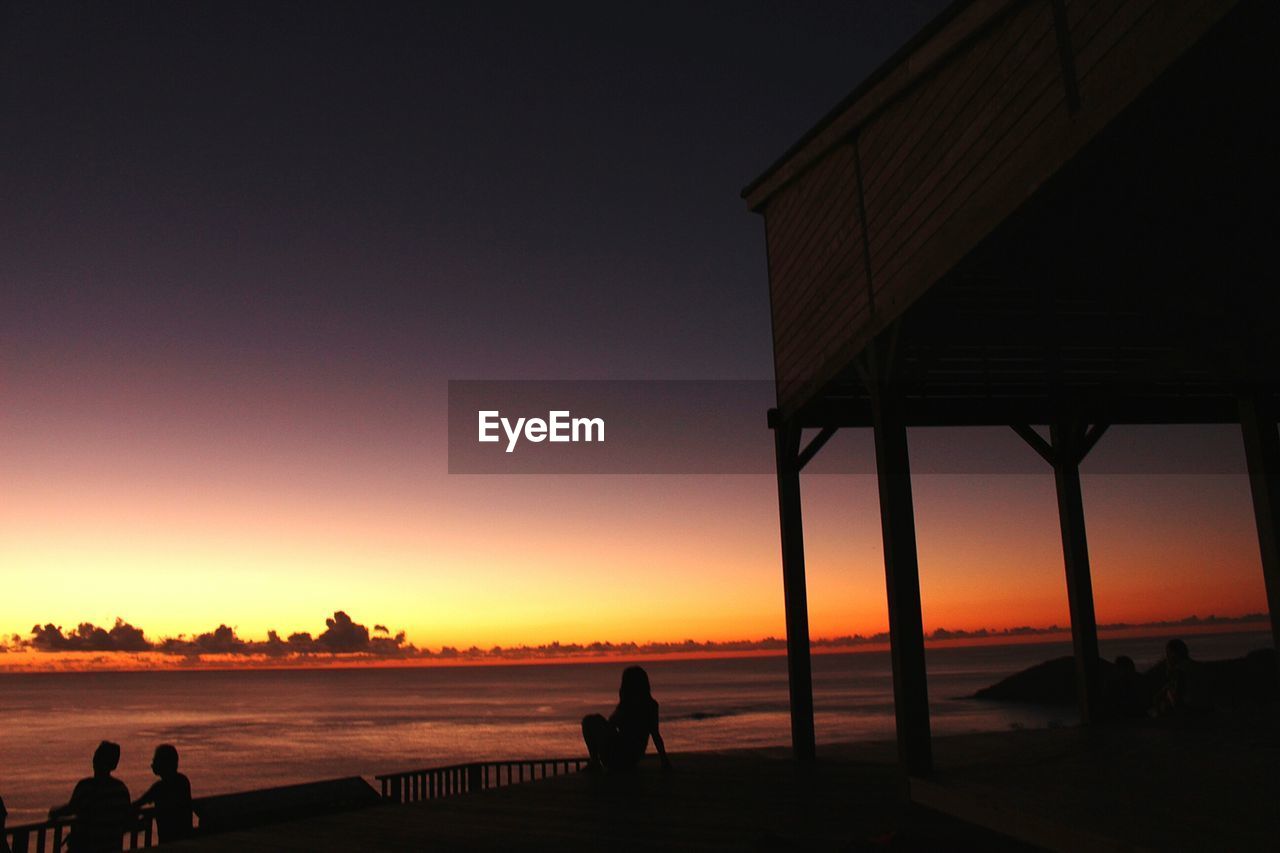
xmin=1238 ymin=394 xmax=1280 ymax=668
xmin=1013 ymin=420 xmax=1105 ymax=724
xmin=1050 ymin=419 xmax=1101 ymax=724
xmin=773 ymin=420 xmax=816 ymax=762
xmin=869 ymin=382 xmax=932 ymax=776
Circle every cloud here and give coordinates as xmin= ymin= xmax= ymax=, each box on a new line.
xmin=29 ymin=619 xmax=152 ymax=652
xmin=316 ymin=611 xmax=370 ymax=653
xmin=24 ymin=612 xmax=415 ymax=659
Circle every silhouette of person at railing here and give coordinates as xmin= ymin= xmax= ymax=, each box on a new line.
xmin=132 ymin=745 xmax=193 ymax=843
xmin=582 ymin=665 xmax=672 ymax=772
xmin=49 ymin=741 xmax=131 ymax=853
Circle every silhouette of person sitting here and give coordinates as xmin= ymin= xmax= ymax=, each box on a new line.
xmin=132 ymin=745 xmax=193 ymax=843
xmin=1105 ymin=654 xmax=1147 ymax=719
xmin=49 ymin=741 xmax=132 ymax=853
xmin=581 ymin=665 xmax=672 ymax=772
xmin=1151 ymin=638 xmax=1208 ymax=716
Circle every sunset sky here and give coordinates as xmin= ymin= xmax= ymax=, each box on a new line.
xmin=0 ymin=1 xmax=1269 ymax=660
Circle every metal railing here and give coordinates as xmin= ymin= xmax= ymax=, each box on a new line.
xmin=4 ymin=808 xmax=155 ymax=853
xmin=3 ymin=757 xmax=591 ymax=848
xmin=375 ymin=757 xmax=590 ymax=804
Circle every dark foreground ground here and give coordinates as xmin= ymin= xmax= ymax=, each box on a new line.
xmin=170 ymin=717 xmax=1278 ymax=852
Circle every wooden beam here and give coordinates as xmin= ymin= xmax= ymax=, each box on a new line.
xmin=796 ymin=426 xmax=838 ymax=471
xmin=870 ymin=380 xmax=932 ymax=776
xmin=1237 ymin=394 xmax=1280 ymax=672
xmin=773 ymin=422 xmax=816 ymax=762
xmin=1076 ymin=422 xmax=1110 ymax=464
xmin=1050 ymin=418 xmax=1101 ymax=724
xmin=788 ymin=394 xmax=1246 ymax=430
xmin=1011 ymin=423 xmax=1055 ymax=465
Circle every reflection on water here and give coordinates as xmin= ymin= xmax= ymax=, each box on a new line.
xmin=0 ymin=630 xmax=1267 ymax=823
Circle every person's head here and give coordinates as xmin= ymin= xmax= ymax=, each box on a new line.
xmin=151 ymin=744 xmax=180 ymax=777
xmin=1115 ymin=655 xmax=1136 ymax=678
xmin=92 ymin=741 xmax=121 ymax=775
xmin=1165 ymin=638 xmax=1190 ymax=665
xmin=619 ymin=665 xmax=652 ymax=704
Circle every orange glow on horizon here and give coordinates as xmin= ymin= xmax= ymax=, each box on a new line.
xmin=2 ymin=394 xmax=1271 ymax=656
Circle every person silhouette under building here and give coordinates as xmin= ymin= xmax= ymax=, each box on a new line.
xmin=1151 ymin=637 xmax=1209 ymax=716
xmin=132 ymin=744 xmax=193 ymax=843
xmin=49 ymin=741 xmax=131 ymax=853
xmin=582 ymin=665 xmax=672 ymax=772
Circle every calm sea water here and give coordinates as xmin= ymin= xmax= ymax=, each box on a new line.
xmin=0 ymin=630 xmax=1268 ymax=824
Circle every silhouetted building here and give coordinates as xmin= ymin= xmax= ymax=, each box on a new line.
xmin=743 ymin=0 xmax=1280 ymax=774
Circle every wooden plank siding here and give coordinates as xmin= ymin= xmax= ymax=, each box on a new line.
xmin=750 ymin=0 xmax=1239 ymax=418
xmin=765 ymin=145 xmax=868 ymax=412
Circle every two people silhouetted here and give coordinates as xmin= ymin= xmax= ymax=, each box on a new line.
xmin=582 ymin=665 xmax=672 ymax=772
xmin=49 ymin=741 xmax=193 ymax=851
xmin=132 ymin=745 xmax=193 ymax=843
xmin=49 ymin=741 xmax=131 ymax=853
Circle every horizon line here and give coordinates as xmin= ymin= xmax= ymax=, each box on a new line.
xmin=1 ymin=613 xmax=1270 ymax=673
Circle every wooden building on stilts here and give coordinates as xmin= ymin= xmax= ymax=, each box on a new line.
xmin=743 ymin=0 xmax=1280 ymax=777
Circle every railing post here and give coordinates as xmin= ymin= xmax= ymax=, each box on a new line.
xmin=368 ymin=758 xmax=588 ymax=812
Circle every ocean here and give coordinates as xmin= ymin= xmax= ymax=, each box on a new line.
xmin=0 ymin=629 xmax=1268 ymax=825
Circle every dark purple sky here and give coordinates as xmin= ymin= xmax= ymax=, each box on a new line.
xmin=2 ymin=1 xmax=949 ymax=385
